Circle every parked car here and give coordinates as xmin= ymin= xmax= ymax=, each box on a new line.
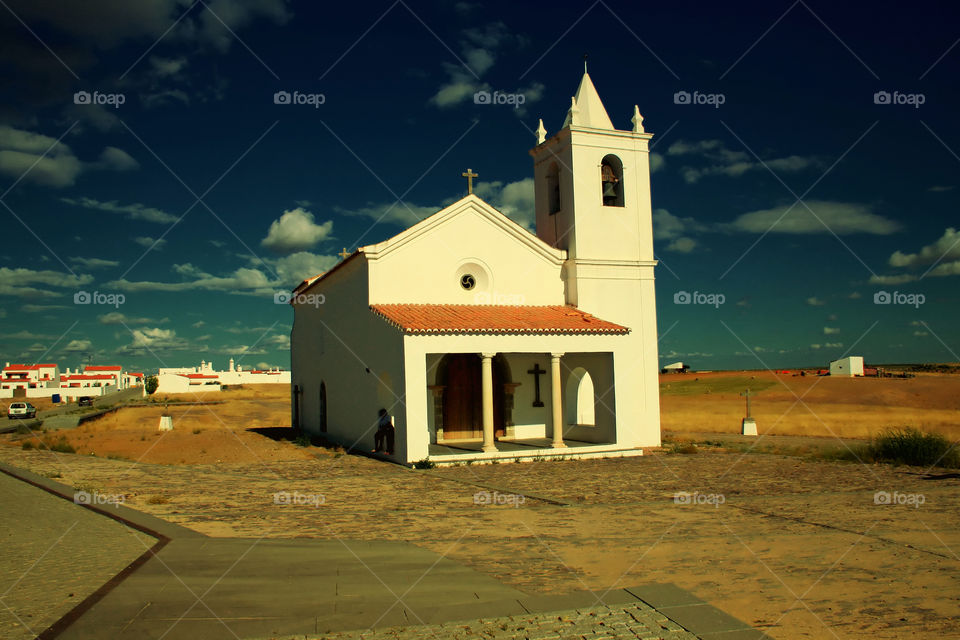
xmin=78 ymin=396 xmax=93 ymax=407
xmin=7 ymin=402 xmax=37 ymax=419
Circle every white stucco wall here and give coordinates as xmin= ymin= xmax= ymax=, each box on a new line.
xmin=291 ymin=257 xmax=408 ymax=458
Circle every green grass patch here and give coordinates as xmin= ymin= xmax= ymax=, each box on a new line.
xmin=659 ymin=375 xmax=778 ymax=396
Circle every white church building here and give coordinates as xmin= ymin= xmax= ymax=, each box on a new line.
xmin=290 ymin=71 xmax=661 ymax=465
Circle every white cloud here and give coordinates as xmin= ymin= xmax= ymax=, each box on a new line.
xmin=665 ymin=237 xmax=697 ymax=253
xmin=667 ymin=138 xmax=821 ymax=183
xmin=22 ymin=304 xmax=68 ymax=312
xmin=653 ymin=208 xmax=708 ymax=241
xmin=823 ymin=327 xmax=840 ymax=335
xmin=70 ymin=256 xmax=119 ymax=269
xmin=99 ymin=312 xmax=156 ymax=325
xmin=118 ymin=327 xmax=190 ymax=354
xmin=150 ymin=55 xmax=188 ymax=77
xmin=868 ymin=273 xmax=917 ymax=285
xmin=0 ymin=126 xmax=138 ymax=187
xmin=63 ymin=339 xmax=92 ymax=353
xmin=343 ymin=202 xmax=440 ymax=228
xmin=727 ymin=201 xmax=900 ymax=235
xmin=473 ymin=177 xmax=535 ymax=230
xmin=261 ymin=207 xmax=333 ymax=253
xmin=806 ymin=297 xmax=825 ymax=306
xmin=650 ymin=152 xmax=664 ymax=173
xmin=61 ymin=197 xmax=178 ymax=224
xmin=889 ymin=228 xmax=959 ymax=267
xmin=134 ymin=236 xmax=167 ymax=249
xmin=0 ymin=125 xmax=83 ymax=187
xmin=0 ymin=267 xmax=93 ymax=298
xmin=914 ymin=330 xmax=929 ymax=337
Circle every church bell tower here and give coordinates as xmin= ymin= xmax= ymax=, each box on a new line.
xmin=529 ymin=70 xmax=657 ymax=329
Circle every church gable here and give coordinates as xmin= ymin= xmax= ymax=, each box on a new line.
xmin=364 ymin=195 xmax=567 ymax=306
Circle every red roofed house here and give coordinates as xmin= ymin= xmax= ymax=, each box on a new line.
xmin=290 ymin=71 xmax=661 ymax=464
xmin=1 ymin=363 xmax=60 ymax=391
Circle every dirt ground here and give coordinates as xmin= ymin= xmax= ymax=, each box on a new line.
xmin=660 ymin=370 xmax=960 ymax=440
xmin=9 ymin=385 xmax=311 ymax=465
xmin=2 ymin=377 xmax=959 ymax=639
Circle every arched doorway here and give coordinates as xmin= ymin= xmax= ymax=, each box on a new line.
xmin=438 ymin=354 xmax=507 ymax=440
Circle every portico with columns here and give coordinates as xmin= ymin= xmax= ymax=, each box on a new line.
xmin=290 ymin=69 xmax=661 ymax=465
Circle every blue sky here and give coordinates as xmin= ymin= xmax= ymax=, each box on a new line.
xmin=0 ymin=0 xmax=958 ymax=372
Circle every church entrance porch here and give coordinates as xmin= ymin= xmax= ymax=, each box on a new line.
xmin=425 ymin=351 xmax=618 ymax=455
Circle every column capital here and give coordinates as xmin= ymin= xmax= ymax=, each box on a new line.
xmin=550 ymin=352 xmax=565 ymax=359
xmin=480 ymin=352 xmax=497 ymax=359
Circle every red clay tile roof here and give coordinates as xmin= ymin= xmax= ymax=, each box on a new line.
xmin=85 ymin=365 xmax=122 ymax=371
xmin=4 ymin=364 xmax=57 ymax=370
xmin=370 ymin=304 xmax=628 ymax=335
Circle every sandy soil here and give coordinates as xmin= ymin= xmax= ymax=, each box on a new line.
xmin=660 ymin=370 xmax=960 ymax=440
xmin=8 ymin=385 xmax=311 ymax=465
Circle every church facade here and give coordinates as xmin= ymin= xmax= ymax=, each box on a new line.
xmin=289 ymin=72 xmax=661 ymax=464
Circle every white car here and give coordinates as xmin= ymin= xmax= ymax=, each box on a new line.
xmin=7 ymin=402 xmax=37 ymax=419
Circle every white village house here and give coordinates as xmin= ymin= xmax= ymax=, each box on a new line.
xmin=290 ymin=71 xmax=662 ymax=464
xmin=155 ymin=359 xmax=290 ymax=394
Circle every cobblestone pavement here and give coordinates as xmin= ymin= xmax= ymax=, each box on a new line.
xmin=315 ymin=603 xmax=698 ymax=640
xmin=0 ymin=471 xmax=156 ymax=639
xmin=1 ymin=444 xmax=958 ymax=639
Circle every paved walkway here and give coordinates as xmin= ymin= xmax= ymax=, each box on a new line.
xmin=0 ymin=462 xmax=769 ymax=640
xmin=0 ymin=470 xmax=156 ymax=640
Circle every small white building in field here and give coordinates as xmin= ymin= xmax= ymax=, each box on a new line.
xmin=290 ymin=70 xmax=662 ymax=465
xmin=830 ymin=356 xmax=864 ymax=377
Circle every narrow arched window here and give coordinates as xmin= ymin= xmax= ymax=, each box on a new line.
xmin=600 ymin=155 xmax=624 ymax=207
xmin=565 ymin=367 xmax=596 ymax=426
xmin=547 ymin=162 xmax=561 ymax=214
xmin=319 ymin=381 xmax=327 ymax=432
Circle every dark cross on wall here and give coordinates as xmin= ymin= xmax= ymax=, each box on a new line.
xmin=528 ymin=363 xmax=546 ymax=407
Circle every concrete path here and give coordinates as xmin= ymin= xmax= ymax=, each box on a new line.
xmin=0 ymin=470 xmax=156 ymax=640
xmin=1 ymin=462 xmax=769 ymax=640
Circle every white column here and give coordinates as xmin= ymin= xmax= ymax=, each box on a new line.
xmin=481 ymin=353 xmax=497 ymax=452
xmin=551 ymin=353 xmax=566 ymax=448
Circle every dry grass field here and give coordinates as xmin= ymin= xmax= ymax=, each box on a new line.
xmin=660 ymin=370 xmax=960 ymax=441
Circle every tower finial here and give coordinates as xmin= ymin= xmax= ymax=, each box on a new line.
xmin=536 ymin=118 xmax=547 ymax=144
xmin=631 ymin=105 xmax=645 ymax=133
xmin=583 ymin=53 xmax=588 ymax=73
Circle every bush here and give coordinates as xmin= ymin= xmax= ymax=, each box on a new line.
xmin=21 ymin=440 xmax=34 ymax=450
xmin=293 ymin=434 xmax=311 ymax=447
xmin=671 ymin=443 xmax=699 ymax=454
xmin=413 ymin=458 xmax=435 ymax=469
xmin=865 ymin=427 xmax=959 ymax=468
xmin=49 ymin=438 xmax=76 ymax=454
xmin=144 ymin=376 xmax=158 ymax=395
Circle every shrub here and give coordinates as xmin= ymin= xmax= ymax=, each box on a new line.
xmin=293 ymin=434 xmax=311 ymax=447
xmin=865 ymin=427 xmax=959 ymax=468
xmin=146 ymin=494 xmax=169 ymax=505
xmin=413 ymin=458 xmax=435 ymax=469
xmin=671 ymin=443 xmax=699 ymax=454
xmin=144 ymin=376 xmax=158 ymax=395
xmin=21 ymin=440 xmax=34 ymax=450
xmin=49 ymin=438 xmax=76 ymax=454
